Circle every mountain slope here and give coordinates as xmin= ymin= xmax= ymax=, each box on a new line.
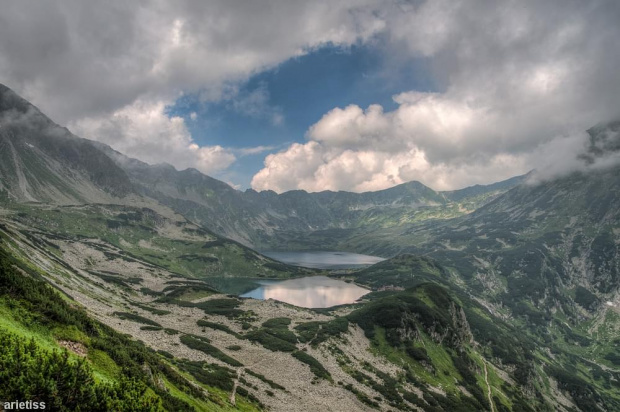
xmin=96 ymin=141 xmax=525 ymax=249
xmin=338 ymin=166 xmax=620 ymax=324
xmin=0 ymin=83 xmax=311 ymax=283
xmin=418 ymin=166 xmax=620 ymax=303
xmin=0 ymin=84 xmax=133 ymax=204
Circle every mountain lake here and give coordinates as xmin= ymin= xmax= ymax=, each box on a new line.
xmin=238 ymin=251 xmax=384 ymax=308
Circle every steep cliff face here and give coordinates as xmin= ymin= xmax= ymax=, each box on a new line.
xmin=349 ymin=284 xmax=483 ymax=351
xmin=0 ymin=84 xmax=133 ymax=203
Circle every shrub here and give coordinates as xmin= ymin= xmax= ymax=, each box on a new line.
xmin=113 ymin=312 xmax=162 ymax=327
xmin=180 ymin=335 xmax=242 ymax=367
xmin=196 ymin=319 xmax=241 ymax=338
xmin=0 ymin=330 xmax=163 ymax=411
xmin=294 ymin=321 xmax=322 ymax=343
xmin=245 ymin=369 xmax=286 ymax=390
xmin=245 ymin=330 xmax=297 ymax=352
xmin=262 ymin=317 xmax=291 ymax=328
xmin=312 ymin=317 xmax=349 ymax=345
xmin=292 ymin=350 xmax=331 ymax=380
xmin=406 ymin=346 xmax=430 ymax=363
xmin=140 ymin=325 xmax=163 ymax=331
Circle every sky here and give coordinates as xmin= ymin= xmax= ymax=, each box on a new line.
xmin=0 ymin=0 xmax=619 ymax=192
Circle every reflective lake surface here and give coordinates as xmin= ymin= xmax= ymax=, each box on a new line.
xmin=240 ymin=275 xmax=370 ymax=308
xmin=261 ymin=251 xmax=385 ymax=269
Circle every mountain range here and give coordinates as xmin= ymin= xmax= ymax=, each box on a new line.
xmin=1 ymin=82 xmax=619 ymax=412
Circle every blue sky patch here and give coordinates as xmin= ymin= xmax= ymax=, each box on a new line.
xmin=166 ymin=43 xmax=434 ymax=188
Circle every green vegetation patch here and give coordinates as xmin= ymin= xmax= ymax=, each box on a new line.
xmin=349 ymin=254 xmax=448 ymax=290
xmin=0 ymin=330 xmax=163 ymax=411
xmin=132 ymin=302 xmax=171 ymax=316
xmin=348 ymin=283 xmax=458 ymax=348
xmin=261 ymin=317 xmax=291 ymax=328
xmin=180 ymin=334 xmax=243 ymax=367
xmin=174 ymin=359 xmax=264 ymax=409
xmin=341 ymin=382 xmax=379 ymax=408
xmin=140 ymin=287 xmax=164 ymax=297
xmin=291 ymin=350 xmax=331 ymax=380
xmin=113 ymin=311 xmax=162 ymax=327
xmin=574 ymin=286 xmax=600 ymax=310
xmin=245 ymin=329 xmax=297 ymax=352
xmin=294 ymin=321 xmax=322 ymax=343
xmin=246 ymin=316 xmax=298 ymax=352
xmin=88 ymin=348 xmax=121 ymax=380
xmin=159 ymin=283 xmax=218 ymax=303
xmin=313 ymin=317 xmax=349 ymax=345
xmin=294 ymin=317 xmax=349 ymax=346
xmin=88 ymin=271 xmax=142 ymax=288
xmin=52 ymin=324 xmax=90 ymax=344
xmin=545 ymin=364 xmax=603 ymax=412
xmin=197 ymin=319 xmax=241 ymax=338
xmin=140 ymin=325 xmax=163 ymax=331
xmin=245 ymin=369 xmax=286 ymax=390
xmin=177 ymin=359 xmax=236 ymax=392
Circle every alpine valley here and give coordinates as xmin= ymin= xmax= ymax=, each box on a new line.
xmin=1 ymin=82 xmax=619 ymax=412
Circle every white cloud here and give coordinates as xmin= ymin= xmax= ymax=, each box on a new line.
xmin=253 ymin=0 xmax=620 ymax=192
xmin=225 ymin=181 xmax=242 ymax=190
xmin=251 ymin=92 xmax=599 ymax=192
xmin=234 ymin=145 xmax=277 ymax=156
xmin=69 ymin=100 xmax=235 ymax=174
xmin=0 ymin=0 xmax=387 ymax=172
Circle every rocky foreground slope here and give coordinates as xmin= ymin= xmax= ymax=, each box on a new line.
xmin=2 ymin=206 xmax=620 ymax=411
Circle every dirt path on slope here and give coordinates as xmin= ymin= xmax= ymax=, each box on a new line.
xmin=483 ymin=360 xmax=495 ymax=412
xmin=229 ymin=367 xmax=244 ymax=406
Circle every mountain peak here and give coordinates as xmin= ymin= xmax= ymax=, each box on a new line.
xmin=0 ymin=83 xmax=35 ymax=115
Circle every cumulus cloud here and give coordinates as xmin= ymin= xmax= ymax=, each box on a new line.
xmin=253 ymin=0 xmax=620 ymax=192
xmin=69 ymin=100 xmax=235 ymax=174
xmin=0 ymin=0 xmax=386 ymax=173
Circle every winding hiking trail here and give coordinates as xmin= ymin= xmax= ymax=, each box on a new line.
xmin=229 ymin=367 xmax=244 ymax=406
xmin=483 ymin=360 xmax=495 ymax=412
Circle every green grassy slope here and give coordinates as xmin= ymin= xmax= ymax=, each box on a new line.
xmin=0 ymin=239 xmax=263 ymax=412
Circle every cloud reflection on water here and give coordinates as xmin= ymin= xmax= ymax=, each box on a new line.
xmin=241 ymin=276 xmax=369 ymax=308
